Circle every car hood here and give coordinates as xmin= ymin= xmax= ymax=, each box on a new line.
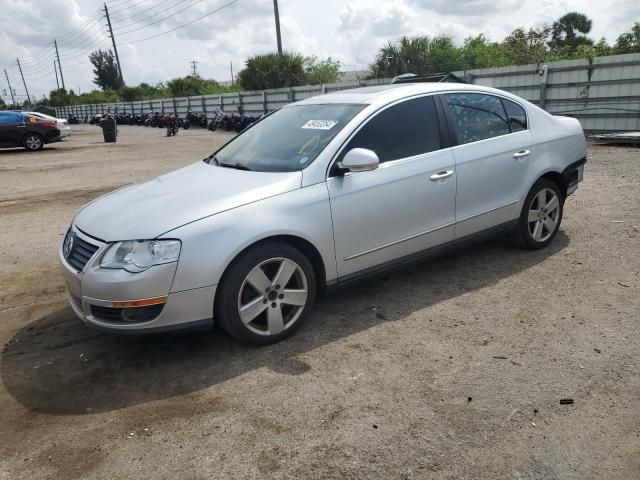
xmin=74 ymin=161 xmax=302 ymax=241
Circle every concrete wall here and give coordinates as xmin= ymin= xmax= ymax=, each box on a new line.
xmin=56 ymin=53 xmax=640 ymax=133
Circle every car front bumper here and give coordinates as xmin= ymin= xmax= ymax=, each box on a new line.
xmin=59 ymin=227 xmax=214 ymax=333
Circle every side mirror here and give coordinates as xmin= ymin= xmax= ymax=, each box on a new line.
xmin=338 ymin=148 xmax=379 ymax=173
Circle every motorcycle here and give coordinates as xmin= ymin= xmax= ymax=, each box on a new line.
xmin=208 ymin=109 xmax=226 ymax=131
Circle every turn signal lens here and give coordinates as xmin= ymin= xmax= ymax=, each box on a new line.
xmin=111 ymin=296 xmax=167 ymax=308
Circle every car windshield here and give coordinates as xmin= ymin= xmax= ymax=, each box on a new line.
xmin=211 ymin=104 xmax=365 ymax=172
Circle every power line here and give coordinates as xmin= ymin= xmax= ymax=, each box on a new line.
xmin=17 ymin=44 xmax=55 ymax=66
xmin=118 ymin=0 xmax=241 ymax=45
xmin=57 ymin=9 xmax=104 ymax=38
xmin=58 ymin=31 xmax=109 ymax=57
xmin=57 ymin=38 xmax=112 ymax=63
xmin=109 ymin=0 xmax=153 ymax=16
xmin=114 ymin=0 xmax=208 ymax=37
xmin=112 ymin=0 xmax=189 ymax=31
xmin=57 ymin=18 xmax=106 ymax=48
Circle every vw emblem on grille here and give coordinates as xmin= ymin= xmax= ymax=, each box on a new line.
xmin=63 ymin=231 xmax=74 ymax=259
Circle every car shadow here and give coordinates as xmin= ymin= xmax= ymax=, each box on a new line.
xmin=0 ymin=233 xmax=569 ymax=415
xmin=0 ymin=144 xmax=70 ymax=155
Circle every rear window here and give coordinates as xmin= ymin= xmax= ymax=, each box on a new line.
xmin=502 ymin=99 xmax=527 ymax=132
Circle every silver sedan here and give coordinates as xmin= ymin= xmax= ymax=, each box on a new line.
xmin=60 ymin=83 xmax=586 ymax=344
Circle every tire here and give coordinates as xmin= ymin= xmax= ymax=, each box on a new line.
xmin=23 ymin=133 xmax=44 ymax=151
xmin=215 ymin=242 xmax=317 ymax=345
xmin=511 ymin=178 xmax=564 ymax=249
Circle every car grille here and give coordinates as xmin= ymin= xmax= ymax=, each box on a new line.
xmin=66 ymin=232 xmax=101 ymax=271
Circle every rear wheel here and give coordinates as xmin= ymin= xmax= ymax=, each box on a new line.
xmin=215 ymin=242 xmax=316 ymax=345
xmin=511 ymin=178 xmax=563 ymax=249
xmin=23 ymin=133 xmax=44 ymax=151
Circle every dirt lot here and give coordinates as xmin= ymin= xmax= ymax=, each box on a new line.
xmin=0 ymin=125 xmax=638 ymax=480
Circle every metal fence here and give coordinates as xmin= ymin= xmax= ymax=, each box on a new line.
xmin=55 ymin=53 xmax=640 ymax=133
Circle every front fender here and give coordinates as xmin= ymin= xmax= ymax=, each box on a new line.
xmin=163 ymin=183 xmax=336 ymax=293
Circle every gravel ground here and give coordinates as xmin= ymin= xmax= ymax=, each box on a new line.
xmin=0 ymin=125 xmax=638 ymax=480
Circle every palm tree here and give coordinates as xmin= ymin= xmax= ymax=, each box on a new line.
xmin=369 ymin=35 xmax=461 ymax=78
xmin=550 ymin=12 xmax=593 ymax=49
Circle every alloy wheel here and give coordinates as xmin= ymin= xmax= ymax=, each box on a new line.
xmin=25 ymin=135 xmax=42 ymax=150
xmin=527 ymin=188 xmax=560 ymax=242
xmin=237 ymin=257 xmax=309 ymax=336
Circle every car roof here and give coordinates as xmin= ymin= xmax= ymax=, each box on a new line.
xmin=22 ymin=111 xmax=55 ymax=118
xmin=293 ymin=82 xmax=522 ymax=107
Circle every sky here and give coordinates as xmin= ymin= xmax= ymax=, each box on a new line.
xmin=0 ymin=0 xmax=638 ymax=103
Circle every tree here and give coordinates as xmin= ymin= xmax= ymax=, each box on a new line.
xmin=49 ymin=88 xmax=75 ymax=107
xmin=501 ymin=26 xmax=552 ymax=65
xmin=89 ymin=49 xmax=123 ymax=90
xmin=614 ymin=22 xmax=640 ymax=54
xmin=550 ymin=12 xmax=593 ymax=50
xmin=304 ymin=56 xmax=341 ymax=84
xmin=238 ymin=53 xmax=306 ymax=90
xmin=460 ymin=34 xmax=508 ymax=69
xmin=0 ymin=97 xmax=6 ymax=110
xmin=368 ymin=35 xmax=462 ymax=78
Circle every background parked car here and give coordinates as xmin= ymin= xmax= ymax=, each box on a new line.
xmin=0 ymin=111 xmax=61 ymax=151
xmin=23 ymin=111 xmax=71 ymax=138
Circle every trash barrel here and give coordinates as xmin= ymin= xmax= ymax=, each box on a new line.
xmin=100 ymin=116 xmax=117 ymax=143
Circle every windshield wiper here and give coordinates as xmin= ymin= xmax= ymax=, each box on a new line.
xmin=218 ymin=161 xmax=252 ymax=171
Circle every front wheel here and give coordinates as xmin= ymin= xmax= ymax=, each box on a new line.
xmin=23 ymin=133 xmax=44 ymax=151
xmin=215 ymin=242 xmax=316 ymax=345
xmin=511 ymin=178 xmax=563 ymax=249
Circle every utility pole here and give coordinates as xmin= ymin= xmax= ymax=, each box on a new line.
xmin=230 ymin=61 xmax=234 ymax=84
xmin=190 ymin=60 xmax=199 ymax=77
xmin=104 ymin=3 xmax=124 ymax=84
xmin=4 ymin=69 xmax=16 ymax=106
xmin=272 ymin=0 xmax=282 ymax=54
xmin=53 ymin=60 xmax=60 ymax=90
xmin=15 ymin=58 xmax=31 ymax=107
xmin=53 ymin=39 xmax=66 ymax=90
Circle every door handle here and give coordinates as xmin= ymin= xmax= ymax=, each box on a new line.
xmin=430 ymin=170 xmax=454 ymax=181
xmin=513 ymin=150 xmax=530 ymax=159
xmin=17 ymin=125 xmax=26 ymax=128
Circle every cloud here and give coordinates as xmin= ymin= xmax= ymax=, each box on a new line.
xmin=1 ymin=0 xmax=638 ymax=102
xmin=409 ymin=0 xmax=520 ymax=16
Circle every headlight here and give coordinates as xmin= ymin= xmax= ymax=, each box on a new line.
xmin=100 ymin=240 xmax=181 ymax=273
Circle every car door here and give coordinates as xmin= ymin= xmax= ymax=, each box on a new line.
xmin=442 ymin=93 xmax=532 ymax=239
xmin=0 ymin=112 xmax=24 ymax=146
xmin=327 ymin=95 xmax=456 ymax=279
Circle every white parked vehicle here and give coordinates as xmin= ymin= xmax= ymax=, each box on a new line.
xmin=60 ymin=83 xmax=586 ymax=344
xmin=23 ymin=111 xmax=71 ymax=137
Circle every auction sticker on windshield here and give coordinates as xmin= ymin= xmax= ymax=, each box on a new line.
xmin=302 ymin=120 xmax=338 ymax=130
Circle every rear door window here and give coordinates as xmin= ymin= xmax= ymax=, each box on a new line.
xmin=444 ymin=93 xmax=510 ymax=144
